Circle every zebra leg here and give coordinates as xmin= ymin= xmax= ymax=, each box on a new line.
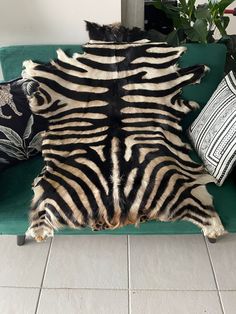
xmin=201 ymin=214 xmax=227 ymax=241
xmin=27 ymin=225 xmax=54 ymax=243
xmin=207 ymin=237 xmax=216 ymax=244
xmin=27 ymin=206 xmax=55 ymax=242
xmin=182 ymin=212 xmax=227 ymax=241
xmin=179 ymin=184 xmax=226 ymax=241
xmin=27 ymin=191 xmax=55 ymax=242
xmin=27 ymin=175 xmax=55 ymax=242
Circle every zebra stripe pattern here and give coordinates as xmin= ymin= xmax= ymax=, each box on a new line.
xmin=23 ymin=40 xmax=226 ymax=242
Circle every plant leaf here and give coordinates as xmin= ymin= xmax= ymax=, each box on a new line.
xmin=179 ymin=0 xmax=188 ymax=15
xmin=187 ymin=0 xmax=196 ymax=17
xmin=185 ymin=19 xmax=208 ymax=43
xmin=0 ymin=126 xmax=23 ymax=146
xmin=195 ymin=4 xmax=211 ymax=20
xmin=222 ymin=16 xmax=230 ymax=30
xmin=215 ymin=17 xmax=227 ymax=36
xmin=166 ymin=30 xmax=180 ymax=46
xmin=218 ymin=0 xmax=235 ymax=15
xmin=23 ymin=115 xmax=34 ymax=140
xmin=153 ymin=0 xmax=162 ymax=10
xmin=28 ymin=132 xmax=43 ymax=152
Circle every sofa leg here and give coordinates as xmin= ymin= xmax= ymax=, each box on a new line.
xmin=17 ymin=235 xmax=26 ymax=246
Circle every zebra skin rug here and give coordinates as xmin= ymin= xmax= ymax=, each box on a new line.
xmin=23 ymin=40 xmax=226 ymax=242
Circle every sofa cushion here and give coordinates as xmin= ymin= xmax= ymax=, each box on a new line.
xmin=0 ymin=78 xmax=47 ymax=170
xmin=189 ymin=71 xmax=236 ymax=185
xmin=0 ymin=45 xmax=83 ymax=81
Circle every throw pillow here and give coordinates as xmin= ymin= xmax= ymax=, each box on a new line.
xmin=0 ymin=78 xmax=47 ymax=170
xmin=23 ymin=42 xmax=225 ymax=242
xmin=189 ymin=71 xmax=236 ymax=186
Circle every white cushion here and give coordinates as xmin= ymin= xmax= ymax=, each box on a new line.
xmin=189 ymin=71 xmax=236 ymax=185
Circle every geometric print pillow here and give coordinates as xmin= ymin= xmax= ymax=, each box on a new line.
xmin=0 ymin=78 xmax=47 ymax=171
xmin=189 ymin=71 xmax=236 ymax=186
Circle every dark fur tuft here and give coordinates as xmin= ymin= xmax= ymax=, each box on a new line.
xmin=85 ymin=21 xmax=147 ymax=42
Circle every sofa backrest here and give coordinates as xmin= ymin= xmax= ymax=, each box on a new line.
xmin=0 ymin=45 xmax=83 ymax=81
xmin=180 ymin=43 xmax=226 ymax=106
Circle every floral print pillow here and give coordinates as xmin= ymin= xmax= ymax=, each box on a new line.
xmin=0 ymin=78 xmax=47 ymax=170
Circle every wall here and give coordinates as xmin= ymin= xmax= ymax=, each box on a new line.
xmin=0 ymin=0 xmax=121 ymax=46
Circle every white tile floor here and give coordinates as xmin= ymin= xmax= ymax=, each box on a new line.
xmin=0 ymin=234 xmax=236 ymax=314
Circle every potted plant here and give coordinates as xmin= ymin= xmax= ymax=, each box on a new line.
xmin=148 ymin=0 xmax=236 ymax=73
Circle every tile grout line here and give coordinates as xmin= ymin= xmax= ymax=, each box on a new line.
xmin=203 ymin=236 xmax=225 ymax=314
xmin=127 ymin=235 xmax=131 ymax=314
xmin=34 ymin=238 xmax=53 ymax=314
xmin=0 ymin=285 xmax=233 ymax=292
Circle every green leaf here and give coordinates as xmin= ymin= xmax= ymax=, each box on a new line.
xmin=173 ymin=16 xmax=190 ymax=29
xmin=188 ymin=0 xmax=196 ymax=16
xmin=166 ymin=30 xmax=180 ymax=46
xmin=185 ymin=19 xmax=208 ymax=43
xmin=153 ymin=0 xmax=162 ymax=10
xmin=215 ymin=17 xmax=227 ymax=36
xmin=179 ymin=0 xmax=188 ymax=14
xmin=218 ymin=0 xmax=235 ymax=16
xmin=177 ymin=28 xmax=188 ymax=43
xmin=222 ymin=16 xmax=230 ymax=30
xmin=195 ymin=4 xmax=211 ymax=20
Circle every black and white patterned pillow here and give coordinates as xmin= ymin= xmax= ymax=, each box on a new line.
xmin=189 ymin=71 xmax=236 ymax=185
xmin=0 ymin=78 xmax=47 ymax=170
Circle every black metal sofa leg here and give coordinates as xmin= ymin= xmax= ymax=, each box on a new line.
xmin=17 ymin=235 xmax=26 ymax=246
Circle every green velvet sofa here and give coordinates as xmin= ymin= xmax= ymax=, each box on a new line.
xmin=0 ymin=44 xmax=235 ymax=245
